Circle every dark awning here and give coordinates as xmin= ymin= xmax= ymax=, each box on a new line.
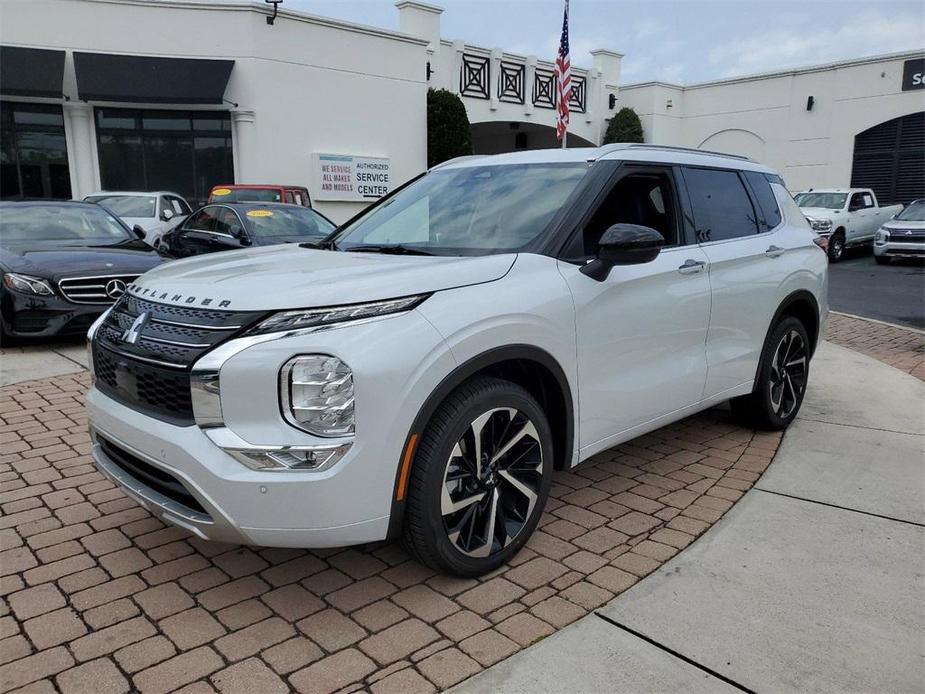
xmin=74 ymin=52 xmax=234 ymax=104
xmin=0 ymin=46 xmax=66 ymax=99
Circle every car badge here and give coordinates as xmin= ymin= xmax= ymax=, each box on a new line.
xmin=105 ymin=279 xmax=127 ymax=299
xmin=121 ymin=312 xmax=149 ymax=345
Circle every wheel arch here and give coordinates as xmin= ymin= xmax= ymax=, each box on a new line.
xmin=386 ymin=344 xmax=575 ymax=539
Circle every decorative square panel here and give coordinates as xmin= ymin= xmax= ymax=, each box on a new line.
xmin=498 ymin=61 xmax=525 ymax=104
xmin=533 ymin=68 xmax=556 ymax=109
xmin=460 ymin=54 xmax=490 ymax=99
xmin=569 ymin=76 xmax=586 ymax=113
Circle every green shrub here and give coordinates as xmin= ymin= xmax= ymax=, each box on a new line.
xmin=603 ymin=106 xmax=644 ymax=144
xmin=427 ymin=89 xmax=472 ymax=167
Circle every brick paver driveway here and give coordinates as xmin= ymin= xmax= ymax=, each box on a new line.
xmin=0 ymin=313 xmax=920 ymax=692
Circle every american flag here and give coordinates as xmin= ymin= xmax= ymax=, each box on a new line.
xmin=555 ymin=0 xmax=571 ymax=143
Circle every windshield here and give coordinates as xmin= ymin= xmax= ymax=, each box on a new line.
xmin=86 ymin=195 xmax=156 ymax=218
xmin=214 ymin=188 xmax=282 ymax=203
xmin=794 ymin=192 xmax=847 ymax=210
xmin=243 ymin=207 xmax=335 ymax=239
xmin=335 ymin=163 xmax=589 ymax=254
xmin=0 ymin=205 xmax=132 ymax=243
xmin=895 ymin=200 xmax=925 ymax=221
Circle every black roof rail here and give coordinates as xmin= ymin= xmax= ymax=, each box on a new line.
xmin=596 ymin=143 xmax=752 ymax=162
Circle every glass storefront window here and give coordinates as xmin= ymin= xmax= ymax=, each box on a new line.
xmin=96 ymin=108 xmax=233 ymax=206
xmin=0 ymin=102 xmax=72 ymax=200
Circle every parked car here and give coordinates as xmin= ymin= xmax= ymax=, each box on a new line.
xmin=83 ymin=191 xmax=192 ymax=247
xmin=208 ymin=184 xmax=311 ymax=207
xmin=157 ymin=202 xmax=335 ymax=258
xmin=0 ymin=200 xmax=162 ymax=341
xmin=874 ymin=198 xmax=925 ymax=264
xmin=794 ymin=188 xmax=903 ymax=262
xmin=86 ymin=144 xmax=827 ymax=576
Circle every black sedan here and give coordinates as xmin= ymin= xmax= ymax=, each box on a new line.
xmin=0 ymin=200 xmax=163 ymax=340
xmin=158 ymin=202 xmax=336 ymax=258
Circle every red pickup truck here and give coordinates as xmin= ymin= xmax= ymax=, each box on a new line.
xmin=209 ymin=184 xmax=311 ymax=207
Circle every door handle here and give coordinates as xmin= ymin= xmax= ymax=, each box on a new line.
xmin=765 ymin=245 xmax=785 ymax=258
xmin=678 ymin=259 xmax=706 ymax=274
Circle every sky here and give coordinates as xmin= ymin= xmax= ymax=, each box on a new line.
xmin=287 ymin=0 xmax=925 ymax=84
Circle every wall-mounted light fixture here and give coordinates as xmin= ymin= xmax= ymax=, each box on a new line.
xmin=666 ymin=98 xmax=673 ymax=109
xmin=265 ymin=0 xmax=282 ymax=25
xmin=608 ymin=93 xmax=617 ymax=109
xmin=806 ymin=95 xmax=814 ymax=111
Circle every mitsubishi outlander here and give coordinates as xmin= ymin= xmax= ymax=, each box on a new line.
xmin=86 ymin=144 xmax=828 ymax=576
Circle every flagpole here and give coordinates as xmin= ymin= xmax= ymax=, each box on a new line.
xmin=561 ymin=131 xmax=567 ymax=149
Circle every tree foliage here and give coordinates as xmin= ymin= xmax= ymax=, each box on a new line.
xmin=603 ymin=106 xmax=644 ymax=144
xmin=427 ymin=89 xmax=472 ymax=167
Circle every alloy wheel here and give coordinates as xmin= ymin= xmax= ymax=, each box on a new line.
xmin=830 ymin=236 xmax=844 ymax=260
xmin=769 ymin=329 xmax=807 ymax=419
xmin=441 ymin=407 xmax=543 ymax=558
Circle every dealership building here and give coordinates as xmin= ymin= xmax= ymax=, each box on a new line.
xmin=1 ymin=0 xmax=922 ymax=221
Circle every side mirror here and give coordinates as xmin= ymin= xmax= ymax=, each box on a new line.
xmin=132 ymin=225 xmax=147 ymax=240
xmin=230 ymin=226 xmax=251 ymax=245
xmin=161 ymin=208 xmax=174 ymax=221
xmin=580 ymin=223 xmax=664 ymax=281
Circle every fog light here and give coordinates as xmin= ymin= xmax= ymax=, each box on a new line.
xmin=281 ymin=355 xmax=354 ymax=436
xmin=228 ymin=443 xmax=351 ymax=472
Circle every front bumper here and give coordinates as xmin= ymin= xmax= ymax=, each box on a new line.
xmin=874 ymin=241 xmax=924 ymax=258
xmin=1 ymin=288 xmax=105 ymax=338
xmin=88 ymin=387 xmax=390 ymax=547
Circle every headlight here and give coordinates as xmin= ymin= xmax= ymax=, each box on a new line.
xmin=806 ymin=217 xmax=833 ymax=233
xmin=2 ymin=273 xmax=54 ymax=296
xmin=281 ymin=355 xmax=354 ymax=437
xmin=874 ymin=228 xmax=890 ymax=245
xmin=248 ymin=295 xmax=428 ymax=336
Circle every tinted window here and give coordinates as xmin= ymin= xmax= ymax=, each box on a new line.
xmin=0 ymin=102 xmax=71 ymax=200
xmin=167 ymin=196 xmax=192 ymax=215
xmin=88 ymin=195 xmax=156 ymax=218
xmin=684 ymin=168 xmax=758 ymax=242
xmin=242 ymin=207 xmax=335 ymax=240
xmin=214 ymin=208 xmax=241 ymax=235
xmin=743 ymin=171 xmax=782 ymax=231
xmin=186 ymin=208 xmax=218 ymax=232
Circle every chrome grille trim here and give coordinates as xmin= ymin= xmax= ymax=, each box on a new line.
xmin=59 ymin=274 xmax=138 ymax=305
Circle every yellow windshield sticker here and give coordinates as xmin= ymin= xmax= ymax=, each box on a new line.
xmin=246 ymin=209 xmax=273 ymax=218
xmin=212 ymin=188 xmax=231 ymax=196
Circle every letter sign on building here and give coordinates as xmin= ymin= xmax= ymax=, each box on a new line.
xmin=902 ymin=58 xmax=924 ymax=91
xmin=313 ymin=153 xmax=392 ymax=202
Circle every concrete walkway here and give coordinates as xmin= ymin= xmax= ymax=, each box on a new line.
xmin=0 ymin=341 xmax=88 ymax=386
xmin=455 ymin=341 xmax=925 ymax=693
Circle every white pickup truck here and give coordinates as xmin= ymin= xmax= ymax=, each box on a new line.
xmin=794 ymin=188 xmax=903 ymax=262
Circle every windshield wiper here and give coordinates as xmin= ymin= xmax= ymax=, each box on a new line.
xmin=300 ymin=238 xmax=338 ymax=250
xmin=344 ymin=244 xmax=434 ymax=256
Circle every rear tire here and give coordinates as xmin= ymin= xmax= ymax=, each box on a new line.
xmin=402 ymin=376 xmax=553 ymax=577
xmin=731 ymin=316 xmax=810 ymax=431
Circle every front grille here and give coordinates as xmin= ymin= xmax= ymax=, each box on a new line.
xmin=92 ymin=294 xmax=265 ymax=424
xmin=59 ymin=275 xmax=137 ymax=304
xmin=888 ymin=229 xmax=925 ymax=244
xmin=98 ymin=436 xmax=209 ymax=516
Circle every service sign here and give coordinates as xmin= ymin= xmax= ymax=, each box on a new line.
xmin=902 ymin=58 xmax=924 ymax=91
xmin=313 ymin=153 xmax=392 ymax=202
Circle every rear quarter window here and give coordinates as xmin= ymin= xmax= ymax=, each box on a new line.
xmin=743 ymin=171 xmax=782 ymax=231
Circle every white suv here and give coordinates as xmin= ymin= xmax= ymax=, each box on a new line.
xmin=86 ymin=145 xmax=828 ymax=576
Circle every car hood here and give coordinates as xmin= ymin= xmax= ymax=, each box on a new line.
xmin=130 ymin=244 xmax=517 ymax=311
xmin=799 ymin=207 xmax=844 ymax=219
xmin=0 ymin=243 xmax=163 ymax=282
xmin=882 ymin=219 xmax=925 ymax=230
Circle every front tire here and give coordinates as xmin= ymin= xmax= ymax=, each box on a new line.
xmin=402 ymin=376 xmax=553 ymax=577
xmin=827 ymin=231 xmax=845 ymax=262
xmin=874 ymin=255 xmax=891 ymax=265
xmin=731 ymin=317 xmax=810 ymax=431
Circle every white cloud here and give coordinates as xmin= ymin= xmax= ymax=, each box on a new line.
xmin=708 ymin=8 xmax=925 ymax=78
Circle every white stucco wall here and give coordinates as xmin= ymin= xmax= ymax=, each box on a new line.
xmin=619 ymin=51 xmax=925 ymax=192
xmin=0 ymin=0 xmax=429 ymax=222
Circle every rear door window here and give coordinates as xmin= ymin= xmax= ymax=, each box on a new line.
xmin=743 ymin=171 xmax=782 ymax=231
xmin=683 ymin=167 xmax=759 ymax=243
xmin=185 ymin=207 xmax=218 ymax=232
